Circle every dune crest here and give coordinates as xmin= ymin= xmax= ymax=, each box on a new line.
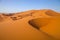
xmin=0 ymin=9 xmax=60 ymax=21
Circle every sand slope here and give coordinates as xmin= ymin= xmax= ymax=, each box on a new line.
xmin=29 ymin=17 xmax=60 ymax=40
xmin=0 ymin=9 xmax=60 ymax=40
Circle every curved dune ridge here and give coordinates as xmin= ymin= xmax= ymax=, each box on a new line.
xmin=0 ymin=9 xmax=60 ymax=40
xmin=29 ymin=16 xmax=60 ymax=40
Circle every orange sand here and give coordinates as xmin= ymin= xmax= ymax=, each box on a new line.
xmin=29 ymin=16 xmax=60 ymax=40
xmin=0 ymin=9 xmax=60 ymax=40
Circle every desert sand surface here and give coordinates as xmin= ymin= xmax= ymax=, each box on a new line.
xmin=0 ymin=9 xmax=60 ymax=40
xmin=29 ymin=16 xmax=60 ymax=40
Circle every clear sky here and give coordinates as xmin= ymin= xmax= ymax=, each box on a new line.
xmin=0 ymin=0 xmax=60 ymax=13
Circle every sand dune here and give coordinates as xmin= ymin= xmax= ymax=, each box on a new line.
xmin=0 ymin=9 xmax=60 ymax=40
xmin=29 ymin=16 xmax=60 ymax=40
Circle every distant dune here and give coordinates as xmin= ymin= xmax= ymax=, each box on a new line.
xmin=0 ymin=9 xmax=60 ymax=40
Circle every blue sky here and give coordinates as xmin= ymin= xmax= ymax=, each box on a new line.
xmin=0 ymin=0 xmax=60 ymax=13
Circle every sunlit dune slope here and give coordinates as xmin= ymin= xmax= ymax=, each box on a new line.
xmin=0 ymin=9 xmax=60 ymax=40
xmin=41 ymin=16 xmax=60 ymax=39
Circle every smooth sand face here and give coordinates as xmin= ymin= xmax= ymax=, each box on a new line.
xmin=29 ymin=16 xmax=60 ymax=40
xmin=0 ymin=10 xmax=60 ymax=40
xmin=41 ymin=17 xmax=60 ymax=39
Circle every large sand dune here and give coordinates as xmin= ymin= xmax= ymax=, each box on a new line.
xmin=0 ymin=9 xmax=60 ymax=40
xmin=29 ymin=16 xmax=60 ymax=39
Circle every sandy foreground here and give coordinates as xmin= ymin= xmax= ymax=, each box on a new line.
xmin=0 ymin=9 xmax=60 ymax=40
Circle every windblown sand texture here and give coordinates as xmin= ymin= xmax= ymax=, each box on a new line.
xmin=0 ymin=9 xmax=60 ymax=40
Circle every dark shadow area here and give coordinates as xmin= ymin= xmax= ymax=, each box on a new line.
xmin=45 ymin=12 xmax=54 ymax=16
xmin=28 ymin=20 xmax=40 ymax=30
xmin=2 ymin=13 xmax=14 ymax=16
xmin=45 ymin=11 xmax=59 ymax=16
xmin=10 ymin=17 xmax=17 ymax=20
